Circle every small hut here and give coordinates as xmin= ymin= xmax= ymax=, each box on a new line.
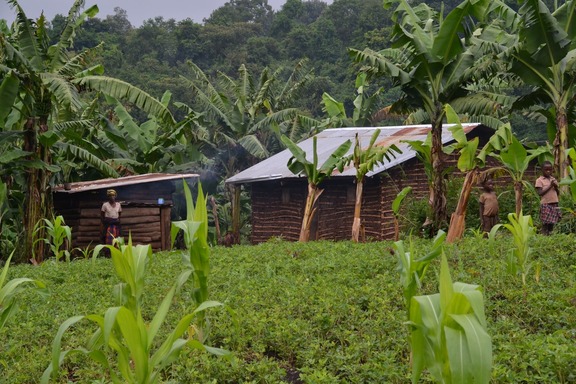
xmin=226 ymin=124 xmax=503 ymax=243
xmin=53 ymin=173 xmax=198 ymax=251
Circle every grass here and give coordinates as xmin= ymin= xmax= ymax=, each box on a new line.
xmin=1 ymin=235 xmax=575 ymax=383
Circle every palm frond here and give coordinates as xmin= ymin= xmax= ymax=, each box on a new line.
xmin=348 ymin=47 xmax=412 ymax=84
xmin=58 ymin=48 xmax=103 ymax=78
xmin=75 ymin=76 xmax=175 ymax=125
xmin=7 ymin=0 xmax=42 ymax=69
xmin=41 ymin=73 xmax=83 ymax=112
xmin=53 ymin=119 xmax=93 ymax=132
xmin=238 ymin=64 xmax=251 ymax=108
xmin=180 ymin=75 xmax=234 ymax=130
xmin=238 ymin=134 xmax=269 ymax=159
xmin=55 ymin=142 xmax=119 ymax=178
xmin=251 ymin=108 xmax=299 ymax=133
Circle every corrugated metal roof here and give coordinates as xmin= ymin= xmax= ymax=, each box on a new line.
xmin=226 ymin=124 xmax=484 ymax=184
xmin=53 ymin=173 xmax=199 ymax=194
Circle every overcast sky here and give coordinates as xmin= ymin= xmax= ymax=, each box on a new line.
xmin=1 ymin=1 xmax=332 ymax=26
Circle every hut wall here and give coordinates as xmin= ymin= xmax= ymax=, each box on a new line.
xmin=250 ymin=180 xmax=306 ymax=243
xmin=54 ymin=181 xmax=175 ymax=251
xmin=316 ymin=178 xmax=382 ymax=241
xmin=379 ymin=158 xmax=430 ymax=240
xmin=250 ymin=178 xmax=382 ymax=243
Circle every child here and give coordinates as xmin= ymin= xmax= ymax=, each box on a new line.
xmin=479 ymin=178 xmax=499 ymax=234
xmin=535 ymin=161 xmax=560 ymax=235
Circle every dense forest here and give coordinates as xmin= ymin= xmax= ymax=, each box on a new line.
xmin=46 ymin=0 xmax=547 ymax=137
xmin=54 ymin=0 xmax=392 ymax=111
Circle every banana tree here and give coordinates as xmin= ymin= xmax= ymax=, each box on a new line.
xmin=0 ymin=0 xmax=175 ymax=262
xmin=510 ymin=0 xmax=576 ymax=181
xmin=443 ymin=105 xmax=502 ymax=242
xmin=281 ymin=135 xmax=351 ymax=242
xmin=351 ymin=130 xmax=400 ymax=242
xmin=350 ymin=0 xmax=507 ymax=232
xmin=321 ymin=73 xmax=384 ymax=128
xmin=181 ymin=61 xmax=310 ymax=243
xmin=489 ymin=133 xmax=550 ymax=217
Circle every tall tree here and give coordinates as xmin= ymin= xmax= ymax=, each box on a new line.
xmin=510 ymin=0 xmax=576 ymax=181
xmin=181 ymin=61 xmax=312 ymax=242
xmin=349 ymin=0 xmax=505 ymax=231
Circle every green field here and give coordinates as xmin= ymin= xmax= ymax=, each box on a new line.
xmin=2 ymin=235 xmax=575 ymax=383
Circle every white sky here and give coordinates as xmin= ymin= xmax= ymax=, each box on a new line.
xmin=0 ymin=0 xmax=332 ymax=27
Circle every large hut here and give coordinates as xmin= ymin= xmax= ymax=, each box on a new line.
xmin=226 ymin=124 xmax=512 ymax=243
xmin=53 ymin=173 xmax=198 ymax=251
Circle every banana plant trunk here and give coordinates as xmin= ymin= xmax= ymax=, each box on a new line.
xmin=430 ymin=119 xmax=447 ymax=232
xmin=514 ymin=180 xmax=523 ymax=218
xmin=300 ymin=183 xmax=322 ymax=242
xmin=555 ymin=110 xmax=569 ymax=190
xmin=231 ymin=185 xmax=241 ymax=245
xmin=351 ymin=179 xmax=364 ymax=242
xmin=23 ymin=117 xmax=50 ymax=264
xmin=446 ymin=169 xmax=478 ymax=243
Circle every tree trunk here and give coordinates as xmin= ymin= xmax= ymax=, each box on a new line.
xmin=351 ymin=179 xmax=364 ymax=242
xmin=231 ymin=184 xmax=241 ymax=245
xmin=446 ymin=169 xmax=478 ymax=243
xmin=23 ymin=117 xmax=51 ymax=264
xmin=430 ymin=117 xmax=446 ymax=232
xmin=514 ymin=180 xmax=523 ymax=218
xmin=210 ymin=196 xmax=221 ymax=244
xmin=555 ymin=110 xmax=569 ymax=189
xmin=300 ymin=183 xmax=322 ymax=242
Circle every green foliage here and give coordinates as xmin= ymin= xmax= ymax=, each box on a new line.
xmin=170 ymin=180 xmax=213 ymax=341
xmin=394 ymin=230 xmax=446 ymax=318
xmin=409 ymin=252 xmax=492 ymax=384
xmin=392 ymin=186 xmax=413 ymax=217
xmin=0 ymin=251 xmax=45 ymax=332
xmin=43 ymin=233 xmax=228 ymax=384
xmin=352 ymin=129 xmax=401 ymax=181
xmin=281 ymin=135 xmax=352 ymax=186
xmin=490 ymin=212 xmax=536 ymax=286
xmin=560 ymin=147 xmax=576 ymax=201
xmin=34 ymin=216 xmax=72 ymax=263
xmin=1 ymin=238 xmax=575 ymax=382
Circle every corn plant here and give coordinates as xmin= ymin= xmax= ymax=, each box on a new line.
xmin=35 ymin=215 xmax=72 ymax=262
xmin=409 ymin=252 xmax=492 ymax=384
xmin=394 ymin=230 xmax=446 ymax=319
xmin=490 ymin=212 xmax=536 ymax=286
xmin=171 ymin=181 xmax=213 ymax=342
xmin=43 ymin=194 xmax=229 ymax=383
xmin=0 ymin=251 xmax=46 ymax=331
xmin=392 ymin=186 xmax=412 ymax=241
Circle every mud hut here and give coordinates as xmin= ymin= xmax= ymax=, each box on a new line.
xmin=226 ymin=124 xmax=503 ymax=243
xmin=53 ymin=173 xmax=198 ymax=251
